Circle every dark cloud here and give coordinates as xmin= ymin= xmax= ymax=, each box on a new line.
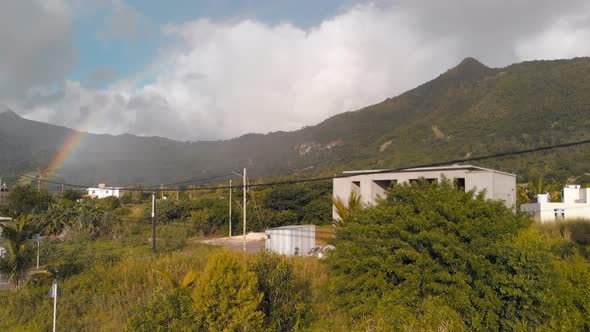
xmin=0 ymin=1 xmax=75 ymax=100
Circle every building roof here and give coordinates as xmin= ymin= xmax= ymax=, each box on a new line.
xmin=341 ymin=164 xmax=516 ymax=177
xmin=267 ymin=225 xmax=315 ymax=231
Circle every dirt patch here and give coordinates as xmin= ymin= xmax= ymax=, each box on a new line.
xmin=431 ymin=125 xmax=445 ymax=139
xmin=379 ymin=140 xmax=393 ymax=152
xmin=199 ymin=233 xmax=266 ymax=253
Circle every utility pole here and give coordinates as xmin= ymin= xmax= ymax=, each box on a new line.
xmin=160 ymin=184 xmax=164 ymax=199
xmin=151 ymin=193 xmax=156 ymax=253
xmin=52 ymin=281 xmax=58 ymax=332
xmin=61 ymin=184 xmax=64 ymax=197
xmin=37 ymin=171 xmax=40 ymax=192
xmin=46 ymin=279 xmax=61 ymax=332
xmin=242 ymin=168 xmax=247 ymax=252
xmin=35 ymin=234 xmax=40 ymax=269
xmin=229 ymin=179 xmax=232 ymax=237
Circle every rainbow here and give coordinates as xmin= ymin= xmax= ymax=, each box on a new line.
xmin=44 ymin=112 xmax=96 ymax=180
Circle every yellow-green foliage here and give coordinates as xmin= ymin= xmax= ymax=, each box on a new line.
xmin=192 ymin=252 xmax=264 ymax=331
xmin=0 ymin=245 xmax=219 ymax=331
xmin=1 ymin=182 xmax=590 ymax=331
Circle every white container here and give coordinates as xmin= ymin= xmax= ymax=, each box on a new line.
xmin=265 ymin=225 xmax=315 ymax=256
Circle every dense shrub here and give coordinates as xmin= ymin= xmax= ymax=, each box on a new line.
xmin=250 ymin=252 xmax=313 ymax=331
xmin=8 ymin=185 xmax=53 ymax=217
xmin=327 ymin=179 xmax=569 ymax=330
xmin=192 ymin=252 xmax=264 ymax=330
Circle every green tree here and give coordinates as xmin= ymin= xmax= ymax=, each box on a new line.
xmin=250 ymin=251 xmax=312 ymax=331
xmin=328 ymin=179 xmax=556 ymax=330
xmin=263 ymin=181 xmax=331 ymax=225
xmin=192 ymin=252 xmax=263 ymax=331
xmin=8 ymin=185 xmax=53 ymax=217
xmin=0 ymin=215 xmax=35 ymax=289
xmin=62 ymin=189 xmax=83 ymax=202
xmin=95 ymin=196 xmax=121 ymax=210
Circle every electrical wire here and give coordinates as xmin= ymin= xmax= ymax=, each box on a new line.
xmin=145 ymin=173 xmax=235 ymax=188
xmin=14 ymin=137 xmax=590 ymax=192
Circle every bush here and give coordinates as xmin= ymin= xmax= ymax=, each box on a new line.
xmin=127 ymin=286 xmax=195 ymax=331
xmin=192 ymin=252 xmax=264 ymax=331
xmin=250 ymin=252 xmax=313 ymax=331
xmin=327 ymin=179 xmax=560 ymax=329
xmin=96 ymin=196 xmax=121 ymax=211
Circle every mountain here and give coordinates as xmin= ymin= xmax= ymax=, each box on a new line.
xmin=2 ymin=57 xmax=590 ymax=187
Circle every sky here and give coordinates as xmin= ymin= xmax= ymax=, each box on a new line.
xmin=1 ymin=0 xmax=590 ymax=141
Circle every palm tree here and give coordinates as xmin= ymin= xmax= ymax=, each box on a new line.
xmin=43 ymin=203 xmax=74 ymax=236
xmin=0 ymin=215 xmax=35 ymax=289
xmin=155 ymin=269 xmax=198 ymax=289
xmin=332 ymin=191 xmax=363 ymax=226
xmin=527 ymin=172 xmax=562 ymax=202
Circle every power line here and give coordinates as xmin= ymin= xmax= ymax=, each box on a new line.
xmin=149 ymin=173 xmax=234 ymax=188
xmin=15 ymin=137 xmax=590 ymax=192
xmin=19 ymin=174 xmax=89 ymax=189
xmin=18 ymin=172 xmax=236 ymax=191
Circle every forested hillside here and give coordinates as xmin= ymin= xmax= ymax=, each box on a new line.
xmin=2 ymin=57 xmax=590 ymax=185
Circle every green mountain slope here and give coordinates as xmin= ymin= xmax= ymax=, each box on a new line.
xmin=2 ymin=57 xmax=590 ymax=186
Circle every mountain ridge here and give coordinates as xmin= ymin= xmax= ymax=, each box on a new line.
xmin=2 ymin=57 xmax=590 ymax=186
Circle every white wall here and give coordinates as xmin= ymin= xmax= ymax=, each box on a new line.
xmin=521 ymin=202 xmax=590 ymax=223
xmin=332 ymin=167 xmax=516 ymax=220
xmin=265 ymin=225 xmax=315 ymax=256
xmin=87 ymin=187 xmax=121 ymax=199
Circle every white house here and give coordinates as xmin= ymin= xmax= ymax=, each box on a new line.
xmin=0 ymin=183 xmax=10 ymax=205
xmin=333 ymin=164 xmax=516 ymax=220
xmin=521 ymin=185 xmax=590 ymax=222
xmin=87 ymin=183 xmax=121 ymax=199
xmin=0 ymin=217 xmax=12 ymax=249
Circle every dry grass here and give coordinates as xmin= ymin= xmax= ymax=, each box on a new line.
xmin=315 ymin=225 xmax=334 ymax=245
xmin=533 ymin=218 xmax=590 ymax=245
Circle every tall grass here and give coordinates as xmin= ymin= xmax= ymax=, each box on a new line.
xmin=533 ymin=218 xmax=590 ymax=245
xmin=0 ymin=244 xmax=222 ymax=331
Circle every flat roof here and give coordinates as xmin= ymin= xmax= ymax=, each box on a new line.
xmin=342 ymin=164 xmax=516 ymax=177
xmin=266 ymin=225 xmax=315 ymax=231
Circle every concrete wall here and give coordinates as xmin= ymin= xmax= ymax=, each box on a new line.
xmin=562 ymin=185 xmax=590 ymax=204
xmin=87 ymin=187 xmax=121 ymax=199
xmin=521 ymin=202 xmax=590 ymax=223
xmin=0 ymin=185 xmax=10 ymax=205
xmin=333 ymin=167 xmax=516 ymax=220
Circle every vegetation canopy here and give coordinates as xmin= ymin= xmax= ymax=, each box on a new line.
xmin=328 ymin=179 xmax=590 ymax=330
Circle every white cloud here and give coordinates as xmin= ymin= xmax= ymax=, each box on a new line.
xmin=18 ymin=4 xmax=459 ymax=140
xmin=7 ymin=1 xmax=590 ymax=141
xmin=515 ymin=11 xmax=590 ymax=61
